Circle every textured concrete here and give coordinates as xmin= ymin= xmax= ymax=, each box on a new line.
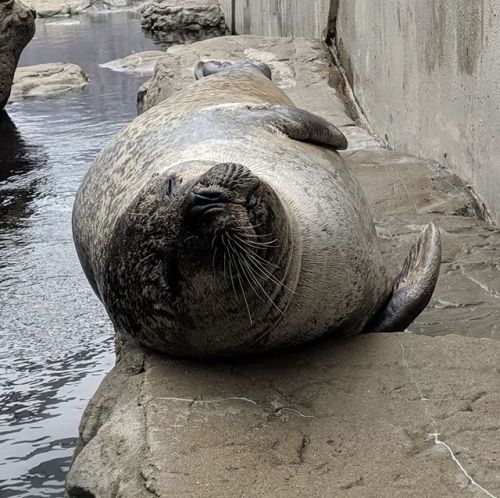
xmin=336 ymin=0 xmax=500 ymax=225
xmin=66 ymin=335 xmax=500 ymax=498
xmin=67 ymin=35 xmax=500 ymax=497
xmin=11 ymin=62 xmax=89 ymax=100
xmin=0 ymin=0 xmax=36 ymax=109
xmin=219 ymin=0 xmax=336 ymax=39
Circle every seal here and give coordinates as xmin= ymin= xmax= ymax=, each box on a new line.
xmin=73 ymin=60 xmax=441 ymax=358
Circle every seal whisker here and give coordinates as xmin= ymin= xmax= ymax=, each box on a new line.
xmin=229 ymin=235 xmax=280 ymax=269
xmin=211 ymin=244 xmax=219 ymax=271
xmin=243 ymin=248 xmax=297 ymax=295
xmin=233 ymin=233 xmax=279 ymax=248
xmin=235 ymin=230 xmax=274 ymax=239
xmin=236 ymin=223 xmax=263 ymax=231
xmin=226 ymin=239 xmax=253 ymax=324
xmin=222 ymin=234 xmax=239 ymax=303
xmin=226 ymin=235 xmax=282 ymax=315
xmin=238 ymin=253 xmax=285 ymax=317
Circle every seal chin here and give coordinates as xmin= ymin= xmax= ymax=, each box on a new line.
xmin=185 ymin=162 xmax=264 ymax=234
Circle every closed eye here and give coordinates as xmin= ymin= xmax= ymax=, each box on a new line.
xmin=165 ymin=177 xmax=177 ymax=200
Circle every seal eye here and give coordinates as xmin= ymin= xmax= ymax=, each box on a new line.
xmin=164 ymin=177 xmax=177 ymax=200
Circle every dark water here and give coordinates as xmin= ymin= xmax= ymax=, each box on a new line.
xmin=0 ymin=12 xmax=162 ymax=497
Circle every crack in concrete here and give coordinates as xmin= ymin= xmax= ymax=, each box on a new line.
xmin=398 ymin=339 xmax=498 ymax=498
xmin=151 ymin=396 xmax=316 ymax=420
xmin=152 ymin=396 xmax=258 ymax=406
xmin=459 ymin=264 xmax=500 ymax=300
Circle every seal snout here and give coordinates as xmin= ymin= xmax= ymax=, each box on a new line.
xmin=188 ymin=189 xmax=231 ymax=221
xmin=186 ymin=162 xmax=261 ymax=226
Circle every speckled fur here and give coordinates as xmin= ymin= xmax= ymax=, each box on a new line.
xmin=73 ymin=67 xmax=391 ymax=358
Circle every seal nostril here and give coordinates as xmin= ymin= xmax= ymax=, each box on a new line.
xmin=192 ymin=191 xmax=225 ymax=204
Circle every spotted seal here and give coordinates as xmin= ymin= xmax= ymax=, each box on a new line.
xmin=73 ymin=60 xmax=441 ymax=358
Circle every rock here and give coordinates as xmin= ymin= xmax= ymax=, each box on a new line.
xmin=137 ymin=35 xmax=353 ymax=125
xmin=139 ymin=0 xmax=228 ymax=45
xmin=66 ymin=334 xmax=500 ymax=497
xmin=0 ymin=0 xmax=36 ymax=109
xmin=11 ymin=62 xmax=89 ymax=100
xmin=100 ymin=50 xmax=165 ymax=76
xmin=25 ymin=0 xmax=142 ymax=18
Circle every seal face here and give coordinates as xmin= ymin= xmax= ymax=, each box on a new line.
xmin=73 ymin=60 xmax=441 ymax=358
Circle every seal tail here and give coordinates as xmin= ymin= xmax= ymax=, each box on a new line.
xmin=367 ymin=223 xmax=442 ymax=332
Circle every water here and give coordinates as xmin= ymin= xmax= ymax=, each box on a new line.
xmin=0 ymin=12 xmax=163 ymax=496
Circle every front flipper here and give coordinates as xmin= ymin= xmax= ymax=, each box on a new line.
xmin=248 ymin=104 xmax=348 ymax=150
xmin=368 ymin=223 xmax=441 ymax=332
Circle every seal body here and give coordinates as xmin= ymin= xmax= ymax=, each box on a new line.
xmin=73 ymin=63 xmax=439 ymax=358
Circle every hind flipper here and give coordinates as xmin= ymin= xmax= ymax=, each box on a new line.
xmin=368 ymin=223 xmax=441 ymax=332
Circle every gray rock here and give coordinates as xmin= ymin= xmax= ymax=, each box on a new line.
xmin=0 ymin=0 xmax=36 ymax=109
xmin=139 ymin=0 xmax=228 ymax=45
xmin=25 ymin=0 xmax=142 ymax=18
xmin=11 ymin=62 xmax=89 ymax=100
xmin=100 ymin=50 xmax=165 ymax=76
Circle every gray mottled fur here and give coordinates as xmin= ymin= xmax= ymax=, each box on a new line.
xmin=73 ymin=67 xmax=397 ymax=358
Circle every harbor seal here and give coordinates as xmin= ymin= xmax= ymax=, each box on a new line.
xmin=73 ymin=60 xmax=441 ymax=358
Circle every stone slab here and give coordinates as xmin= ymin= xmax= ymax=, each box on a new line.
xmin=66 ymin=334 xmax=500 ymax=497
xmin=12 ymin=62 xmax=89 ymax=99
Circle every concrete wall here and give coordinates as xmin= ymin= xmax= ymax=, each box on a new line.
xmin=336 ymin=0 xmax=500 ymax=223
xmin=220 ymin=0 xmax=336 ymax=39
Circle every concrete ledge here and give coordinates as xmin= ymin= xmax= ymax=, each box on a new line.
xmin=66 ymin=333 xmax=500 ymax=497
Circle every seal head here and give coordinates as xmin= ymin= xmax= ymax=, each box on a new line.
xmin=102 ymin=161 xmax=295 ymax=357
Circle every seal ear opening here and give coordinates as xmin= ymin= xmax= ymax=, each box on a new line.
xmin=194 ymin=60 xmax=272 ymax=80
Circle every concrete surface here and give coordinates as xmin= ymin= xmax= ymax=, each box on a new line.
xmin=219 ymin=0 xmax=337 ymax=39
xmin=0 ymin=0 xmax=36 ymax=109
xmin=66 ymin=334 xmax=500 ymax=498
xmin=336 ymin=0 xmax=500 ymax=225
xmin=11 ymin=62 xmax=89 ymax=100
xmin=66 ymin=35 xmax=500 ymax=497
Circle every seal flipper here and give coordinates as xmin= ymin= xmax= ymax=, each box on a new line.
xmin=248 ymin=104 xmax=348 ymax=150
xmin=367 ymin=223 xmax=441 ymax=332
